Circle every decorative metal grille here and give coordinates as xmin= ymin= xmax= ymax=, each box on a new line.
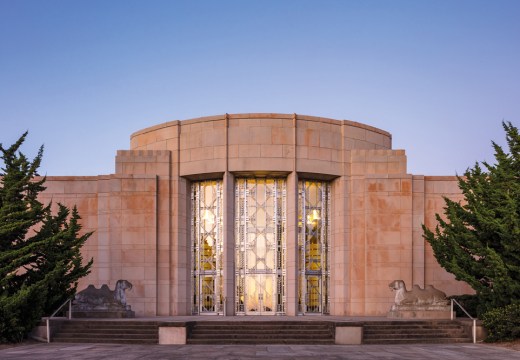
xmin=191 ymin=180 xmax=223 ymax=314
xmin=298 ymin=180 xmax=331 ymax=314
xmin=235 ymin=178 xmax=286 ymax=315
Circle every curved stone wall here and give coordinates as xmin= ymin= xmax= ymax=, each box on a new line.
xmin=130 ymin=113 xmax=392 ymax=178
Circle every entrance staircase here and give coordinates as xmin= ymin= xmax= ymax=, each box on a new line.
xmin=362 ymin=320 xmax=472 ymax=344
xmin=187 ymin=321 xmax=335 ymax=344
xmin=50 ymin=319 xmax=472 ymax=345
xmin=52 ymin=320 xmax=159 ymax=344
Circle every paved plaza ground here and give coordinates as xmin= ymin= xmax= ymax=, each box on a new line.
xmin=1 ymin=342 xmax=519 ymax=360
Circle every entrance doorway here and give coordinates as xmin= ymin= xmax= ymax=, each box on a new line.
xmin=235 ymin=178 xmax=286 ymax=315
xmin=298 ymin=180 xmax=330 ymax=314
xmin=191 ymin=180 xmax=223 ymax=315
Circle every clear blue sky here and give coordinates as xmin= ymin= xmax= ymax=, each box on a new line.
xmin=1 ymin=0 xmax=519 ymax=176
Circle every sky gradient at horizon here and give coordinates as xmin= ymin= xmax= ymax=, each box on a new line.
xmin=1 ymin=0 xmax=519 ymax=176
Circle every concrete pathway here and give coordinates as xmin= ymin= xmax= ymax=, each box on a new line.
xmin=1 ymin=342 xmax=519 ymax=360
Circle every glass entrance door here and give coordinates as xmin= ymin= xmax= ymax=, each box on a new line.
xmin=235 ymin=178 xmax=286 ymax=315
xmin=245 ymin=274 xmax=274 ymax=314
xmin=298 ymin=180 xmax=331 ymax=314
xmin=191 ymin=180 xmax=223 ymax=315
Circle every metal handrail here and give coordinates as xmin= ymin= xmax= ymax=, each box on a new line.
xmin=45 ymin=298 xmax=73 ymax=343
xmin=451 ymin=298 xmax=477 ymax=343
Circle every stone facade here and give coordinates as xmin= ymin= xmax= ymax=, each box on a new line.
xmin=39 ymin=113 xmax=472 ymax=316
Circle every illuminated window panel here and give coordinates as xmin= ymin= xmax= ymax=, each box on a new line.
xmin=191 ymin=180 xmax=223 ymax=314
xmin=235 ymin=178 xmax=286 ymax=315
xmin=298 ymin=180 xmax=331 ymax=314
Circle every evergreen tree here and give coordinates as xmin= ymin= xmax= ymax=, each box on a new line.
xmin=27 ymin=204 xmax=93 ymax=315
xmin=423 ymin=122 xmax=520 ymax=315
xmin=0 ymin=132 xmax=93 ymax=342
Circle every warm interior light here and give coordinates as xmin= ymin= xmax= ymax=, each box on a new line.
xmin=306 ymin=209 xmax=321 ymax=225
xmin=202 ymin=209 xmax=215 ymax=224
xmin=206 ymin=237 xmax=214 ymax=247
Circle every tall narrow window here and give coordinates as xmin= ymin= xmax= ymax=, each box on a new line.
xmin=298 ymin=180 xmax=330 ymax=314
xmin=191 ymin=180 xmax=223 ymax=314
xmin=235 ymin=178 xmax=286 ymax=315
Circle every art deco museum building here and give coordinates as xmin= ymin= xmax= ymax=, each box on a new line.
xmin=39 ymin=113 xmax=472 ymax=317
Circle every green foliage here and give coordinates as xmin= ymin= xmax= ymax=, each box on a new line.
xmin=0 ymin=132 xmax=93 ymax=343
xmin=25 ymin=204 xmax=94 ymax=315
xmin=482 ymin=303 xmax=520 ymax=342
xmin=423 ymin=122 xmax=520 ymax=315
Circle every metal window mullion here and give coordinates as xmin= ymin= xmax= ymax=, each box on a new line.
xmin=326 ymin=183 xmax=331 ymax=313
xmin=234 ymin=181 xmax=240 ymax=313
xmin=302 ymin=182 xmax=308 ymax=313
xmin=215 ymin=181 xmax=222 ymax=313
xmin=272 ymin=180 xmax=278 ymax=312
xmin=320 ymin=181 xmax=326 ymax=313
xmin=198 ymin=183 xmax=205 ymax=313
xmin=280 ymin=180 xmax=286 ymax=313
xmin=242 ymin=180 xmax=249 ymax=312
xmin=191 ymin=184 xmax=196 ymax=314
xmin=196 ymin=184 xmax=202 ymax=314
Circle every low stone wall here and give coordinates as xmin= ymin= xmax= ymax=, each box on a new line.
xmin=458 ymin=319 xmax=487 ymax=342
xmin=29 ymin=318 xmax=67 ymax=342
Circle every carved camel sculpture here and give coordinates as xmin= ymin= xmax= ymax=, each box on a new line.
xmin=388 ymin=280 xmax=449 ymax=306
xmin=73 ymin=279 xmax=133 ymax=311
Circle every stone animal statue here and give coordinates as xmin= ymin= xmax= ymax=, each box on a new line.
xmin=73 ymin=279 xmax=133 ymax=311
xmin=388 ymin=280 xmax=449 ymax=306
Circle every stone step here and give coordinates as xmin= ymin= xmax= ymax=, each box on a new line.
xmin=52 ymin=337 xmax=158 ymax=344
xmin=187 ymin=338 xmax=335 ymax=345
xmin=363 ymin=337 xmax=471 ymax=345
xmin=52 ymin=320 xmax=159 ymax=344
xmin=191 ymin=326 xmax=331 ymax=332
xmin=361 ymin=320 xmax=472 ymax=344
xmin=66 ymin=319 xmax=157 ymax=326
xmin=366 ymin=320 xmax=455 ymax=325
xmin=54 ymin=333 xmax=158 ymax=340
xmin=364 ymin=328 xmax=466 ymax=334
xmin=191 ymin=322 xmax=331 ymax=327
xmin=61 ymin=322 xmax=158 ymax=327
xmin=54 ymin=331 xmax=158 ymax=338
xmin=189 ymin=323 xmax=333 ymax=329
xmin=190 ymin=332 xmax=331 ymax=336
xmin=190 ymin=332 xmax=332 ymax=339
xmin=61 ymin=326 xmax=157 ymax=333
xmin=366 ymin=322 xmax=461 ymax=325
xmin=190 ymin=329 xmax=331 ymax=334
xmin=191 ymin=321 xmax=331 ymax=324
xmin=364 ymin=323 xmax=462 ymax=327
xmin=364 ymin=333 xmax=463 ymax=340
xmin=367 ymin=325 xmax=461 ymax=329
xmin=187 ymin=321 xmax=334 ymax=345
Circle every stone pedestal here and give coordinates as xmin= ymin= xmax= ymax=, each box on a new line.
xmin=71 ymin=309 xmax=135 ymax=318
xmin=387 ymin=305 xmax=453 ymax=319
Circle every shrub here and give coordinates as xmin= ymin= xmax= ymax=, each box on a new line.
xmin=482 ymin=303 xmax=520 ymax=342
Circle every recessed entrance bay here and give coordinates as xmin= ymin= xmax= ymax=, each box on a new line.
xmin=191 ymin=177 xmax=330 ymax=315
